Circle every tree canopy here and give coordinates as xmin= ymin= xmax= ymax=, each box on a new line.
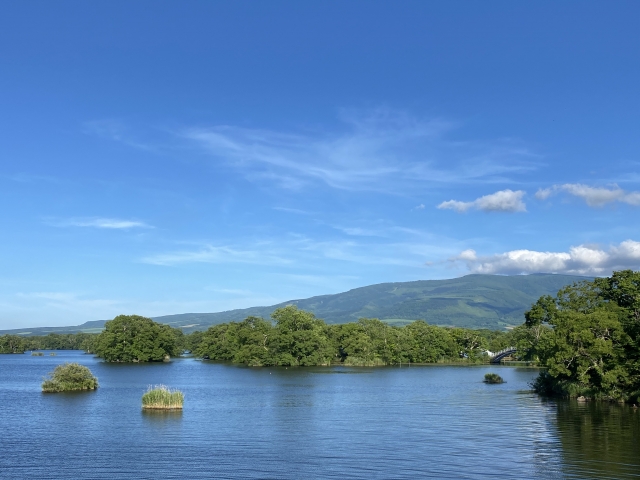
xmin=194 ymin=305 xmax=512 ymax=367
xmin=519 ymin=270 xmax=640 ymax=402
xmin=94 ymin=315 xmax=181 ymax=362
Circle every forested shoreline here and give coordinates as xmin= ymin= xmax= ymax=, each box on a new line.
xmin=4 ymin=269 xmax=639 ymax=403
xmin=0 ymin=309 xmax=515 ymax=365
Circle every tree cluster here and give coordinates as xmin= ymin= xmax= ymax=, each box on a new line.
xmin=94 ymin=315 xmax=182 ymax=362
xmin=0 ymin=333 xmax=99 ymax=354
xmin=516 ymin=270 xmax=640 ymax=402
xmin=194 ymin=305 xmax=513 ymax=366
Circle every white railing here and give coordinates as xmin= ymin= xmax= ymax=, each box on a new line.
xmin=490 ymin=347 xmax=516 ymax=359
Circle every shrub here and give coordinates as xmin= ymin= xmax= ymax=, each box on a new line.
xmin=484 ymin=373 xmax=504 ymax=384
xmin=41 ymin=363 xmax=99 ymax=392
xmin=141 ymin=385 xmax=184 ymax=410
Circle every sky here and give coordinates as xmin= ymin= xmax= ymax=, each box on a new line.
xmin=2 ymin=1 xmax=640 ymax=329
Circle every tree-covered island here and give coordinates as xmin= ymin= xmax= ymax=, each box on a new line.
xmin=93 ymin=315 xmax=181 ymax=362
xmin=516 ymin=270 xmax=640 ymax=403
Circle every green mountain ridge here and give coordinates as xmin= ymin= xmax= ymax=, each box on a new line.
xmin=1 ymin=273 xmax=590 ymax=335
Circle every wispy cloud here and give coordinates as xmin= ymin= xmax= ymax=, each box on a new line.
xmin=536 ymin=183 xmax=640 ymax=207
xmin=83 ymin=119 xmax=158 ymax=152
xmin=141 ymin=244 xmax=291 ymax=266
xmin=438 ymin=189 xmax=526 ymax=213
xmin=450 ymin=240 xmax=640 ymax=275
xmin=46 ymin=217 xmax=152 ymax=229
xmin=180 ymin=110 xmax=539 ymax=194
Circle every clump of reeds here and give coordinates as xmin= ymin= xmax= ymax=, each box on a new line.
xmin=484 ymin=373 xmax=504 ymax=384
xmin=42 ymin=363 xmax=98 ymax=392
xmin=31 ymin=352 xmax=44 ymax=356
xmin=49 ymin=352 xmax=57 ymax=356
xmin=141 ymin=385 xmax=184 ymax=410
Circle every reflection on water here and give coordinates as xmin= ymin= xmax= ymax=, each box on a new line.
xmin=0 ymin=351 xmax=639 ymax=479
xmin=554 ymin=400 xmax=640 ymax=479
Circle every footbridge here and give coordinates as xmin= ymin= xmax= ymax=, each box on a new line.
xmin=489 ymin=347 xmax=517 ymax=364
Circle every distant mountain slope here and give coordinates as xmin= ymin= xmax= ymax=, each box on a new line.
xmin=0 ymin=273 xmax=589 ymax=335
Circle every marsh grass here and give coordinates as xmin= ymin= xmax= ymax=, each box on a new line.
xmin=42 ymin=363 xmax=98 ymax=392
xmin=31 ymin=352 xmax=44 ymax=356
xmin=484 ymin=373 xmax=504 ymax=384
xmin=142 ymin=385 xmax=184 ymax=410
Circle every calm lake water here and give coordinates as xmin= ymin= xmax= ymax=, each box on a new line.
xmin=1 ymin=351 xmax=639 ymax=479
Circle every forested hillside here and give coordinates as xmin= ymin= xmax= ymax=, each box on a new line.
xmin=0 ymin=274 xmax=588 ymax=335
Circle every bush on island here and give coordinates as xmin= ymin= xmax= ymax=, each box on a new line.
xmin=484 ymin=373 xmax=504 ymax=384
xmin=41 ymin=363 xmax=98 ymax=392
xmin=141 ymin=385 xmax=184 ymax=410
xmin=94 ymin=314 xmax=181 ymax=363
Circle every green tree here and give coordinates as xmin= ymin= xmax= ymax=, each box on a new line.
xmin=271 ymin=306 xmax=333 ymax=366
xmin=94 ymin=315 xmax=179 ymax=362
xmin=0 ymin=335 xmax=26 ymax=354
xmin=525 ymin=272 xmax=640 ymax=401
xmin=404 ymin=321 xmax=456 ymax=363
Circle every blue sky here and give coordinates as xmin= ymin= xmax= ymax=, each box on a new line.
xmin=2 ymin=1 xmax=640 ymax=328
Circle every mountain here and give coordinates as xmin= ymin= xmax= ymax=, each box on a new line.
xmin=0 ymin=273 xmax=589 ymax=335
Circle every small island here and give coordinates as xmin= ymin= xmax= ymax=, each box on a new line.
xmin=484 ymin=373 xmax=504 ymax=384
xmin=142 ymin=385 xmax=184 ymax=410
xmin=41 ymin=363 xmax=98 ymax=393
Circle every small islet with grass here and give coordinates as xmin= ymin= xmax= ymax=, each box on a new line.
xmin=142 ymin=385 xmax=184 ymax=410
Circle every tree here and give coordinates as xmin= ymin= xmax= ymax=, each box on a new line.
xmin=525 ymin=272 xmax=640 ymax=401
xmin=94 ymin=315 xmax=179 ymax=362
xmin=404 ymin=321 xmax=456 ymax=363
xmin=271 ymin=306 xmax=333 ymax=366
xmin=0 ymin=335 xmax=26 ymax=354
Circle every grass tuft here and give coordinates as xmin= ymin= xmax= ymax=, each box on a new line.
xmin=42 ymin=363 xmax=98 ymax=392
xmin=484 ymin=373 xmax=504 ymax=384
xmin=142 ymin=385 xmax=184 ymax=410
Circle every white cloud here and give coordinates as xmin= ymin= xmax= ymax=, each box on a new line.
xmin=450 ymin=240 xmax=640 ymax=275
xmin=413 ymin=204 xmax=426 ymax=210
xmin=47 ymin=217 xmax=152 ymax=229
xmin=141 ymin=244 xmax=291 ymax=266
xmin=536 ymin=183 xmax=640 ymax=207
xmin=437 ymin=189 xmax=526 ymax=213
xmin=180 ymin=110 xmax=539 ymax=193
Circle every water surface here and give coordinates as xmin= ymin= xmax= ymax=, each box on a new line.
xmin=1 ymin=351 xmax=638 ymax=479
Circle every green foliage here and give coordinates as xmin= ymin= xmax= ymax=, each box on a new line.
xmin=141 ymin=385 xmax=184 ymax=409
xmin=0 ymin=335 xmax=26 ymax=353
xmin=196 ymin=305 xmax=509 ymax=367
xmin=270 ymin=306 xmax=333 ymax=366
xmin=521 ymin=270 xmax=640 ymax=402
xmin=94 ymin=315 xmax=181 ymax=362
xmin=484 ymin=373 xmax=504 ymax=384
xmin=41 ymin=363 xmax=98 ymax=392
xmin=15 ymin=333 xmax=99 ymax=353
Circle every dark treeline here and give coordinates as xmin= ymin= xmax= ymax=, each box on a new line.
xmin=193 ymin=305 xmax=514 ymax=366
xmin=0 ymin=309 xmax=514 ymax=365
xmin=0 ymin=332 xmax=98 ymax=354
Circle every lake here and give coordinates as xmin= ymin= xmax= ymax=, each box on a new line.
xmin=1 ymin=350 xmax=638 ymax=479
